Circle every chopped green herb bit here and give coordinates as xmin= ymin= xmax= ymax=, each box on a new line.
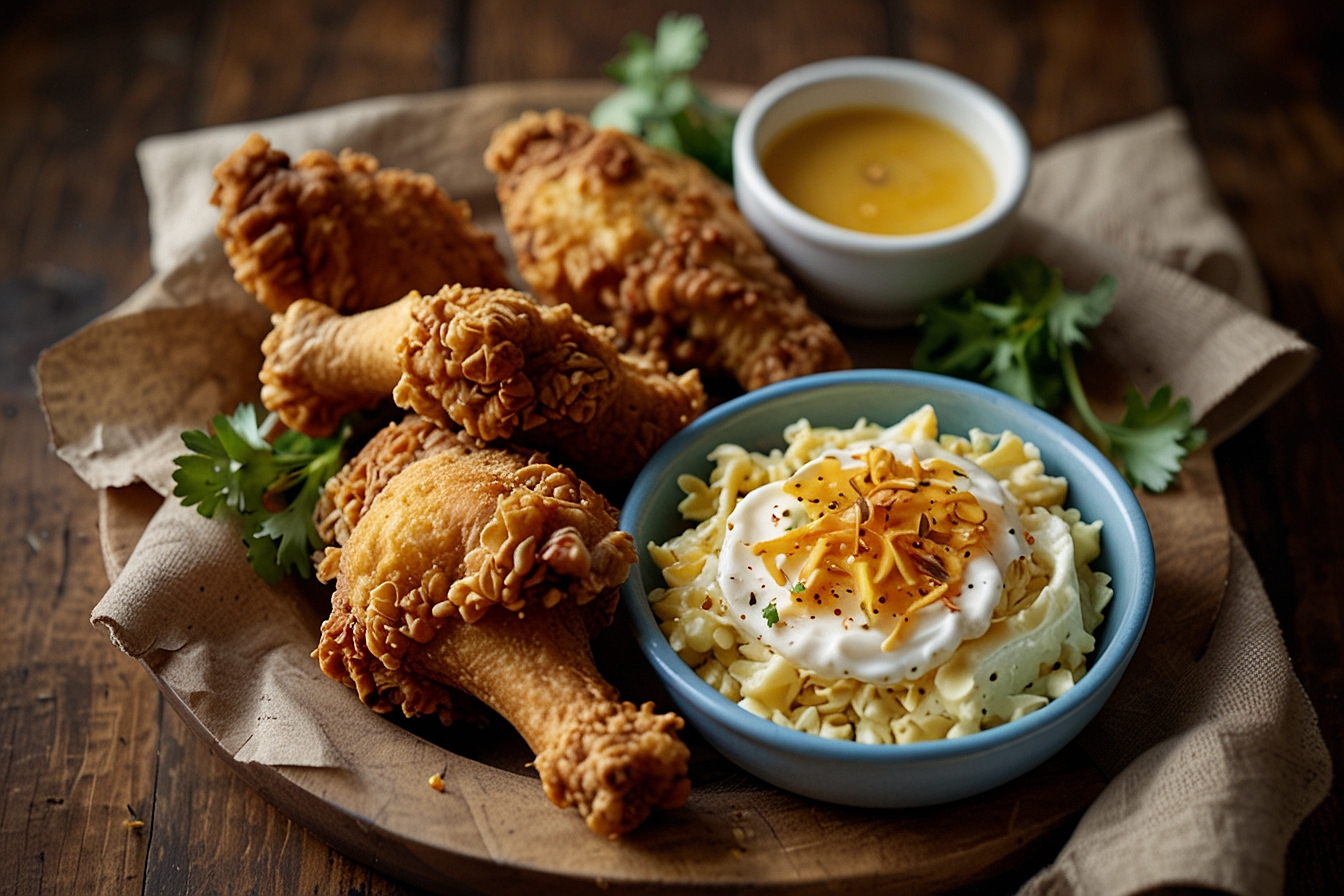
xmin=762 ymin=601 xmax=780 ymax=628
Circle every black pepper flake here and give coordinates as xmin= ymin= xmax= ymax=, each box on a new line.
xmin=748 ymin=593 xmax=757 ymax=605
xmin=1008 ymin=528 xmax=1016 ymax=535
xmin=740 ymin=614 xmax=747 ymax=620
xmin=964 ymin=551 xmax=971 ymax=558
xmin=989 ymin=673 xmax=998 ymax=682
xmin=878 ymin=596 xmax=886 ymax=604
xmin=967 ymin=583 xmax=974 ymax=589
xmin=834 ymin=608 xmax=842 ymax=616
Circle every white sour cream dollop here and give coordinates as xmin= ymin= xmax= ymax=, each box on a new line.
xmin=716 ymin=429 xmax=1030 ymax=685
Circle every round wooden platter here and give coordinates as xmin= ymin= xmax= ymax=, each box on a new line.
xmin=86 ymin=80 xmax=1122 ymax=892
xmin=99 ymin=482 xmax=1106 ymax=895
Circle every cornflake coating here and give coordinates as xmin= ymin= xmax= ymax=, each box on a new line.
xmin=212 ymin=133 xmax=509 ymax=314
xmin=258 ymin=284 xmax=705 ymax=478
xmin=485 ymin=110 xmax=851 ymax=390
xmin=313 ymin=432 xmax=690 ymax=836
xmin=395 ymin=285 xmax=705 ymax=482
xmin=314 ymin=414 xmax=486 ymax=547
xmin=260 ymin=298 xmax=412 ymax=437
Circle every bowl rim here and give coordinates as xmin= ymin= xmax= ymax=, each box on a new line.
xmin=732 ymin=56 xmax=1032 ymax=254
xmin=621 ymin=369 xmax=1155 ymax=762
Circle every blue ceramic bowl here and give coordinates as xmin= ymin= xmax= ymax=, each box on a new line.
xmin=620 ymin=370 xmax=1153 ymax=807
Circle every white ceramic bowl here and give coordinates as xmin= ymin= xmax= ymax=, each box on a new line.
xmin=733 ymin=57 xmax=1031 ymax=326
xmin=621 ymin=371 xmax=1154 ymax=807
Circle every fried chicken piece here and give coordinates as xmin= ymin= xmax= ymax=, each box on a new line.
xmin=313 ymin=435 xmax=690 ymax=836
xmin=315 ymin=414 xmax=485 ymax=547
xmin=484 ymin=110 xmax=852 ymax=390
xmin=211 ymin=133 xmax=510 ymax=314
xmin=260 ymin=285 xmax=704 ymax=480
xmin=259 ymin=294 xmax=415 ymax=437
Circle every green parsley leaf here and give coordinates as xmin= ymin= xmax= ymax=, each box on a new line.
xmin=591 ymin=13 xmax=738 ymax=183
xmin=1101 ymin=386 xmax=1207 ymax=492
xmin=653 ymin=13 xmax=707 ymax=73
xmin=762 ymin=601 xmax=780 ymax=627
xmin=913 ymin=258 xmax=1071 ymax=410
xmin=173 ymin=404 xmax=351 ymax=581
xmin=915 ymin=257 xmax=1204 ymax=492
xmin=789 ymin=582 xmax=806 ymax=594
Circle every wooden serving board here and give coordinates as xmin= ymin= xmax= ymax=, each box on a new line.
xmin=86 ymin=80 xmax=1244 ymax=893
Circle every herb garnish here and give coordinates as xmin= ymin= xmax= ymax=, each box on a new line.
xmin=172 ymin=404 xmax=350 ymax=582
xmin=762 ymin=601 xmax=780 ymax=627
xmin=591 ymin=13 xmax=738 ymax=183
xmin=914 ymin=257 xmax=1205 ymax=492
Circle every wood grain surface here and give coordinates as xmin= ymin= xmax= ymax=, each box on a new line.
xmin=1 ymin=1 xmax=1339 ymax=894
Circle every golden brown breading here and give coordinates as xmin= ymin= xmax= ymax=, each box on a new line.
xmin=485 ymin=110 xmax=852 ymax=390
xmin=313 ymin=440 xmax=690 ymax=836
xmin=395 ymin=285 xmax=703 ymax=482
xmin=314 ymin=414 xmax=486 ymax=547
xmin=259 ymin=285 xmax=704 ymax=480
xmin=211 ymin=133 xmax=509 ymax=314
xmin=259 ymin=297 xmax=413 ymax=437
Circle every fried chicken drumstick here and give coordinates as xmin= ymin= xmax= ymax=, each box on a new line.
xmin=260 ymin=284 xmax=705 ymax=480
xmin=484 ymin=110 xmax=852 ymax=390
xmin=313 ymin=418 xmax=691 ymax=836
xmin=211 ymin=133 xmax=509 ymax=314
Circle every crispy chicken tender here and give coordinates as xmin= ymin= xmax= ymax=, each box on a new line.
xmin=211 ymin=133 xmax=509 ymax=314
xmin=260 ymin=285 xmax=704 ymax=480
xmin=313 ymin=434 xmax=690 ymax=836
xmin=484 ymin=110 xmax=852 ymax=390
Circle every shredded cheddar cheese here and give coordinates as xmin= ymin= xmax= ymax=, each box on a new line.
xmin=748 ymin=446 xmax=989 ymax=649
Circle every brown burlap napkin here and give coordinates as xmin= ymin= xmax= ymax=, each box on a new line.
xmin=37 ymin=83 xmax=1329 ymax=895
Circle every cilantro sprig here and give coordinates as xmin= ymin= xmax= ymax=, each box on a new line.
xmin=914 ymin=257 xmax=1206 ymax=492
xmin=172 ymin=404 xmax=350 ymax=582
xmin=591 ymin=13 xmax=738 ymax=182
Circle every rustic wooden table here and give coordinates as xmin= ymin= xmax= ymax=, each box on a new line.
xmin=2 ymin=1 xmax=1339 ymax=893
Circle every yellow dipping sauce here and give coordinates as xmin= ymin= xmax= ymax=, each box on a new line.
xmin=761 ymin=106 xmax=994 ymax=236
